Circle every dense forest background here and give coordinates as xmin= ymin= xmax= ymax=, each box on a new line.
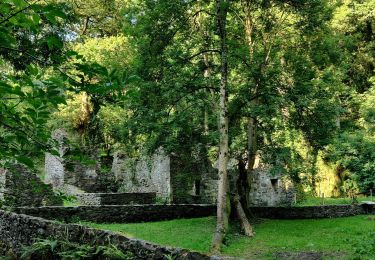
xmin=0 ymin=0 xmax=374 ymax=250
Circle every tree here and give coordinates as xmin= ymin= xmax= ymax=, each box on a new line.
xmin=323 ymin=0 xmax=375 ymax=194
xmin=117 ymin=0 xmax=346 ymax=252
xmin=211 ymin=0 xmax=231 ymax=253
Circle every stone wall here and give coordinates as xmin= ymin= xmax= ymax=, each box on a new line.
xmin=75 ymin=192 xmax=156 ymax=205
xmin=249 ymin=203 xmax=374 ymax=219
xmin=0 ymin=210 xmax=213 ymax=259
xmin=113 ymin=149 xmax=171 ymax=202
xmin=200 ymin=175 xmax=218 ymax=204
xmin=13 ymin=204 xmax=216 ymax=223
xmin=44 ymin=132 xmax=218 ymax=205
xmin=170 ymin=154 xmax=218 ymax=204
xmin=46 ymin=154 xmax=118 ymax=194
xmin=45 ymin=130 xmax=118 ymax=194
xmin=248 ymin=167 xmax=295 ymax=206
xmin=0 ymin=164 xmax=62 ymax=207
xmin=44 ymin=129 xmax=66 ymax=188
xmin=64 ymin=160 xmax=104 ymax=192
xmin=0 ymin=168 xmax=6 ymax=201
xmin=11 ymin=204 xmax=373 ymax=225
xmin=114 ymin=150 xmax=219 ymax=205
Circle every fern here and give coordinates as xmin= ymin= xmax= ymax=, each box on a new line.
xmin=21 ymin=239 xmax=133 ymax=260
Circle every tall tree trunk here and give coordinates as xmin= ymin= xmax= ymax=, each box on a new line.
xmin=235 ymin=0 xmax=258 ymax=216
xmin=243 ymin=0 xmax=258 ymax=177
xmin=211 ymin=0 xmax=230 ymax=254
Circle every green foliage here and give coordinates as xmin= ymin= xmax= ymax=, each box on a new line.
xmin=321 ymin=0 xmax=375 ymax=192
xmin=117 ymin=0 xmax=347 ymax=181
xmin=326 ymin=132 xmax=375 ymax=192
xmin=0 ymin=1 xmax=73 ymax=70
xmin=55 ymin=191 xmax=77 ymax=205
xmin=294 ymin=183 xmax=308 ymax=203
xmin=21 ymin=239 xmax=133 ymax=260
xmin=74 ymin=36 xmax=138 ymax=73
xmin=359 ymin=86 xmax=375 ymax=132
xmin=0 ymin=0 xmax=73 ymax=166
xmin=332 ymin=0 xmax=375 ymax=93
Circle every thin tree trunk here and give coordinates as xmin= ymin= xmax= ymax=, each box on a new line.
xmin=211 ymin=0 xmax=230 ymax=254
xmin=243 ymin=0 xmax=258 ymax=178
xmin=310 ymin=150 xmax=319 ymax=196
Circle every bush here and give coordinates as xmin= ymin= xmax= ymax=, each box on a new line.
xmin=295 ymin=183 xmax=308 ymax=203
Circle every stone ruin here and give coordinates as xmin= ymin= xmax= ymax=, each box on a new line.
xmin=44 ymin=133 xmax=219 ymax=205
xmin=226 ymin=156 xmax=295 ymax=207
xmin=44 ymin=129 xmax=66 ymax=188
xmin=0 ymin=164 xmax=62 ymax=207
xmin=248 ymin=167 xmax=295 ymax=206
xmin=111 ymin=150 xmax=171 ymax=202
xmin=0 ymin=129 xmax=294 ymax=208
xmin=44 ymin=130 xmax=295 ymax=207
xmin=112 ymin=150 xmax=219 ymax=204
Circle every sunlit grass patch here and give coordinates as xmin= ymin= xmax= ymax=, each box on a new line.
xmin=83 ymin=215 xmax=375 ymax=259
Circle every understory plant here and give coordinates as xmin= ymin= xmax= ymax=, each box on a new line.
xmin=21 ymin=239 xmax=133 ymax=260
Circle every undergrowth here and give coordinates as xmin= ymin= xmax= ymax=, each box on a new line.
xmin=21 ymin=239 xmax=133 ymax=260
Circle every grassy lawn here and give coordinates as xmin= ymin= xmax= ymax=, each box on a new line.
xmin=83 ymin=215 xmax=375 ymax=259
xmin=295 ymin=196 xmax=373 ymax=207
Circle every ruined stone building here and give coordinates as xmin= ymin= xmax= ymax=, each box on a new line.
xmin=112 ymin=150 xmax=218 ymax=204
xmin=45 ymin=145 xmax=218 ymax=204
xmin=248 ymin=167 xmax=295 ymax=206
xmin=44 ymin=130 xmax=295 ymax=206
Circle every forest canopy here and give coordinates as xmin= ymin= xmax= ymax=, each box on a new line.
xmin=0 ymin=0 xmax=374 ymax=252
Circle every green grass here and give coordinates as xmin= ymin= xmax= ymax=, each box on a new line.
xmin=63 ymin=200 xmax=80 ymax=207
xmin=84 ymin=217 xmax=214 ymax=253
xmin=295 ymin=196 xmax=373 ymax=207
xmin=83 ymin=215 xmax=375 ymax=259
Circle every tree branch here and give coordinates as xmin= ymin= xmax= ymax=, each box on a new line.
xmin=191 ymin=9 xmax=216 ymax=18
xmin=0 ymin=0 xmax=38 ymax=25
xmin=180 ymin=49 xmax=220 ymax=62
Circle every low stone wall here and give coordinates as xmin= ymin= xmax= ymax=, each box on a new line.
xmin=13 ymin=204 xmax=216 ymax=223
xmin=12 ymin=203 xmax=374 ymax=224
xmin=0 ymin=210 xmax=213 ymax=259
xmin=362 ymin=202 xmax=375 ymax=214
xmin=249 ymin=203 xmax=374 ymax=219
xmin=75 ymin=192 xmax=156 ymax=205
